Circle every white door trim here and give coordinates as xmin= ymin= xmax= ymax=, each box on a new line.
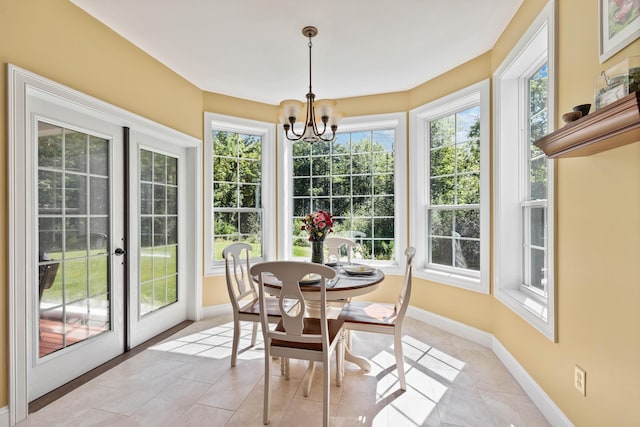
xmin=7 ymin=64 xmax=202 ymax=425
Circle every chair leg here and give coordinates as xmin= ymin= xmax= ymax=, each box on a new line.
xmin=336 ymin=332 xmax=344 ymax=387
xmin=231 ymin=318 xmax=240 ymax=367
xmin=394 ymin=330 xmax=406 ymax=390
xmin=304 ymin=361 xmax=316 ymax=397
xmin=263 ymin=349 xmax=272 ymax=425
xmin=284 ymin=357 xmax=290 ymax=380
xmin=323 ymin=355 xmax=330 ymax=427
xmin=251 ymin=322 xmax=258 ymax=347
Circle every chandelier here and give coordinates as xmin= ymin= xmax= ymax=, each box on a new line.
xmin=279 ymin=26 xmax=342 ymax=143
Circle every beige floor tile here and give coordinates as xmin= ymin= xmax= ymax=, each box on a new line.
xmin=480 ymin=389 xmax=551 ymax=427
xmin=196 ymin=360 xmax=264 ymax=410
xmin=279 ymin=397 xmax=340 ymax=427
xmin=437 ymin=385 xmax=497 ymax=427
xmin=172 ymin=404 xmax=233 ymax=427
xmin=385 ymin=393 xmax=442 ymax=426
xmin=23 ymin=314 xmax=553 ymax=427
xmin=126 ymin=378 xmax=212 ymax=426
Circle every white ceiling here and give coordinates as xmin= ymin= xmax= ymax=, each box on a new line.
xmin=70 ymin=0 xmax=523 ymax=105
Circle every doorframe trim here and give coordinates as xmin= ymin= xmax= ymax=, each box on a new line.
xmin=7 ymin=64 xmax=202 ymax=425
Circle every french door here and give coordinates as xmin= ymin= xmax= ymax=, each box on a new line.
xmin=29 ymin=97 xmax=126 ymax=400
xmin=9 ymin=66 xmax=202 ymax=423
xmin=27 ymin=104 xmax=189 ymax=400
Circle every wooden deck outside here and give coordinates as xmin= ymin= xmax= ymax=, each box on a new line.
xmin=39 ymin=318 xmax=108 ymax=358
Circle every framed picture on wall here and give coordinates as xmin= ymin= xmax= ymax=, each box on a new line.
xmin=599 ymin=0 xmax=640 ymax=62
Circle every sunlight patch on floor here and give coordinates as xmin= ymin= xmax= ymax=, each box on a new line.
xmin=149 ymin=321 xmax=264 ymax=361
xmin=360 ymin=332 xmax=466 ymax=425
xmin=148 ymin=321 xmax=471 ymax=425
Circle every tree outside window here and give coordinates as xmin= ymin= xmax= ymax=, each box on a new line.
xmin=291 ymin=129 xmax=395 ymax=261
xmin=428 ymin=106 xmax=481 ymax=272
xmin=524 ymin=63 xmax=549 ymax=294
xmin=211 ymin=130 xmax=263 ymax=261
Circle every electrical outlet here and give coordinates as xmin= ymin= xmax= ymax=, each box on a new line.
xmin=574 ymin=365 xmax=586 ymax=396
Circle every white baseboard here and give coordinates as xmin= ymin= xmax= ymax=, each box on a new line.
xmin=0 ymin=406 xmax=9 ymax=427
xmin=407 ymin=306 xmax=493 ymax=347
xmin=491 ymin=338 xmax=574 ymax=427
xmin=406 ymin=306 xmax=573 ymax=427
xmin=200 ymin=303 xmax=232 ymax=320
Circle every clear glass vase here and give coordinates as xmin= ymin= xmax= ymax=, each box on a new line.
xmin=311 ymin=241 xmax=324 ymax=264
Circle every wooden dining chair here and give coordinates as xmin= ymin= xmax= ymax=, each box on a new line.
xmin=250 ymin=261 xmax=344 ymax=427
xmin=223 ymin=242 xmax=295 ymax=367
xmin=338 ymin=246 xmax=415 ymax=390
xmin=324 ymin=236 xmax=356 ymax=263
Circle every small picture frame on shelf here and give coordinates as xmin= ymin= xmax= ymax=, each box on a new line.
xmin=594 ymin=57 xmax=640 ymax=110
xmin=599 ymin=0 xmax=640 ymax=62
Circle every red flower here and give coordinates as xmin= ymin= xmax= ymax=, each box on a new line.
xmin=302 ymin=210 xmax=334 ymax=242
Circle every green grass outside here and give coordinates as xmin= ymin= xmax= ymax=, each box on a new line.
xmin=41 ymin=246 xmax=178 ymax=311
xmin=213 ymin=238 xmax=262 ymax=261
xmin=212 ymin=238 xmax=313 ymax=259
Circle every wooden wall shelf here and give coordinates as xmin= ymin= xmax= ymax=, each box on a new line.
xmin=534 ymin=91 xmax=640 ymax=158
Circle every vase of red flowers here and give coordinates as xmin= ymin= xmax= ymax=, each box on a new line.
xmin=301 ymin=210 xmax=334 ymax=264
xmin=310 ymin=241 xmax=324 ymax=264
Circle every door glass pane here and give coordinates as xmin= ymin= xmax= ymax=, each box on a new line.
xmin=139 ymin=149 xmax=179 ymax=317
xmin=37 ymin=121 xmax=111 ymax=358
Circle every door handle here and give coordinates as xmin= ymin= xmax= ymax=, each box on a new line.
xmin=114 ymin=248 xmax=127 ymax=256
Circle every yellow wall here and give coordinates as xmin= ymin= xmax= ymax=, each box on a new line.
xmin=0 ymin=0 xmax=202 ymax=409
xmin=2 ymin=0 xmax=640 ymax=425
xmin=492 ymin=1 xmax=639 ymax=426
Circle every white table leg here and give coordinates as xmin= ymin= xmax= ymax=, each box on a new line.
xmin=343 ymin=330 xmax=370 ymax=371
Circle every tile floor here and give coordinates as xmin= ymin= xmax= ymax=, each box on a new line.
xmin=20 ymin=313 xmax=551 ymax=426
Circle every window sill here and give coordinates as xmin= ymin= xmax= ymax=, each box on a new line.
xmin=495 ymin=287 xmax=554 ymax=341
xmin=416 ymin=268 xmax=488 ymax=294
xmin=205 ymin=257 xmax=268 ymax=277
xmin=205 ymin=265 xmax=226 ymax=277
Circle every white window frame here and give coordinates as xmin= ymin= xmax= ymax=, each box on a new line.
xmin=494 ymin=1 xmax=557 ymax=341
xmin=278 ymin=112 xmax=407 ymax=275
xmin=204 ymin=113 xmax=276 ymax=275
xmin=410 ymin=80 xmax=490 ymax=293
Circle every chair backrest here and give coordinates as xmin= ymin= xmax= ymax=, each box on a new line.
xmin=250 ymin=261 xmax=337 ymax=347
xmin=223 ymin=242 xmax=256 ymax=310
xmin=324 ymin=237 xmax=356 ymax=263
xmin=394 ymin=247 xmax=416 ymax=323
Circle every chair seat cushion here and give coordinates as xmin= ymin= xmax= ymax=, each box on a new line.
xmin=272 ymin=318 xmax=344 ymax=351
xmin=238 ymin=296 xmax=296 ymax=317
xmin=338 ymin=300 xmax=397 ymax=325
